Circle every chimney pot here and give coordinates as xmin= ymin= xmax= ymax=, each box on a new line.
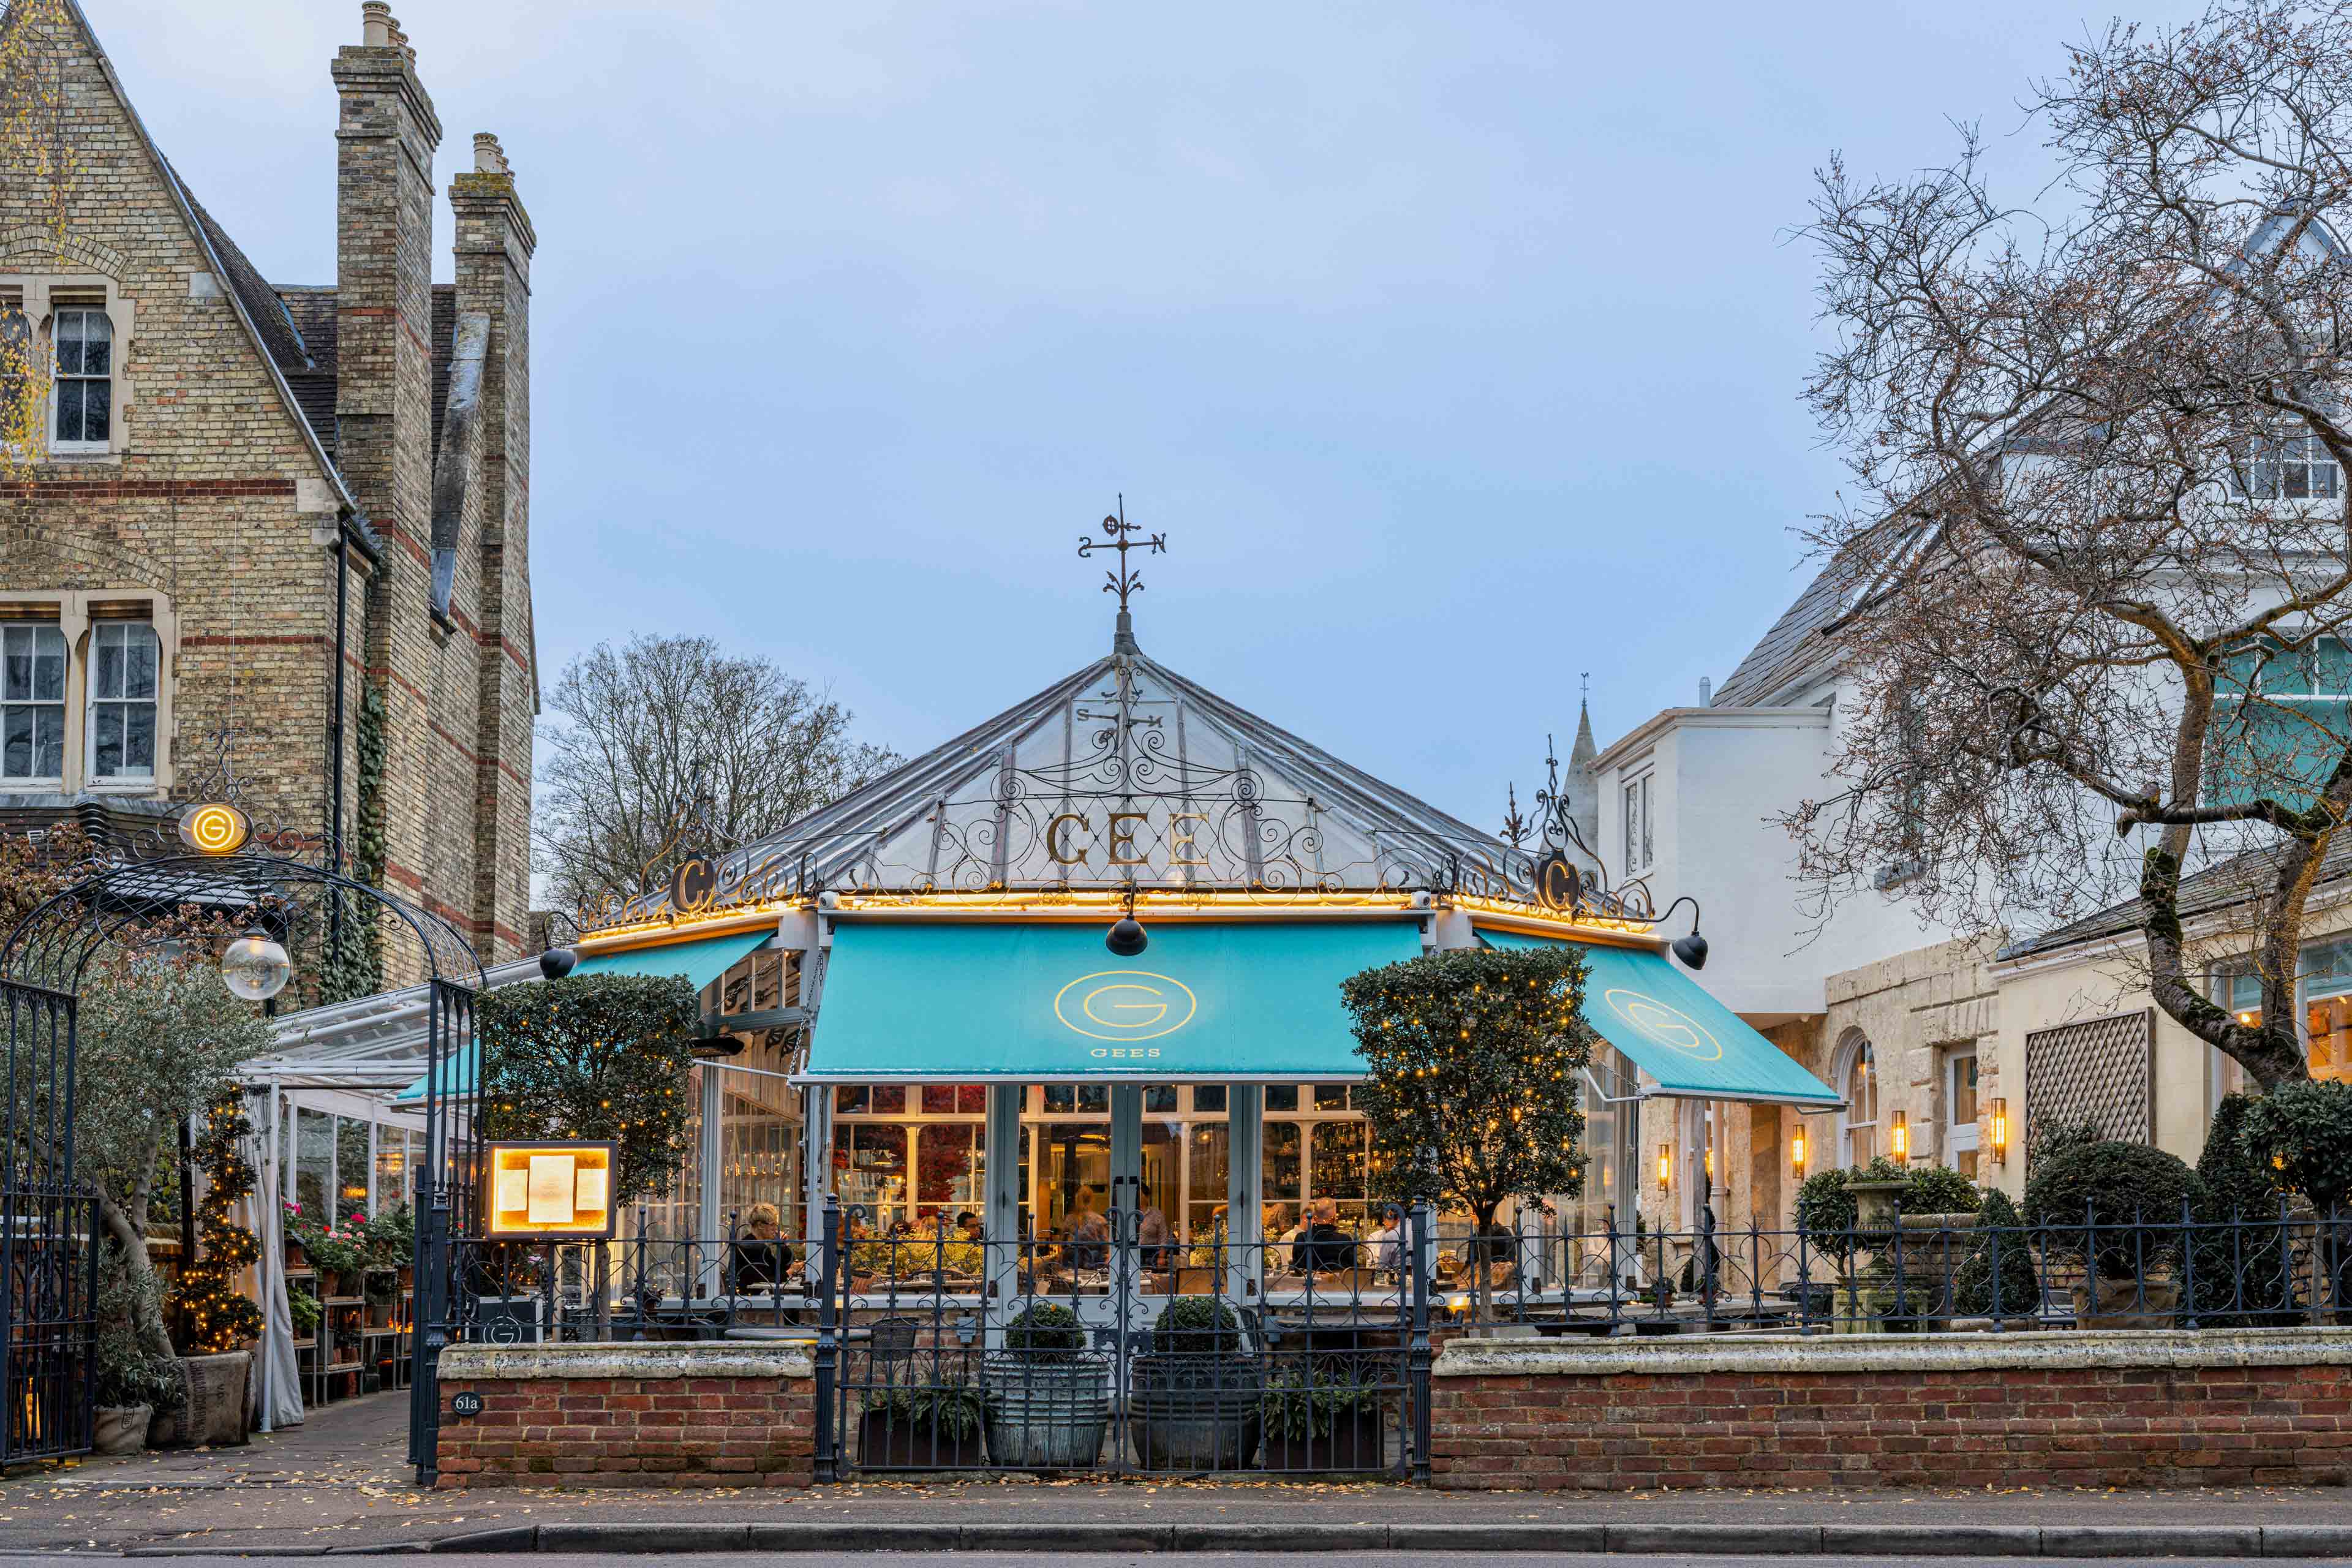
xmin=473 ymin=132 xmax=509 ymax=175
xmin=361 ymin=1 xmax=392 ymax=46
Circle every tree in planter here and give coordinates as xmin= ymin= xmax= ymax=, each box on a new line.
xmin=2240 ymin=1078 xmax=2352 ymax=1313
xmin=72 ymin=956 xmax=274 ymax=1359
xmin=94 ymin=1249 xmax=184 ymax=1419
xmin=477 ymin=974 xmax=701 ymax=1207
xmin=170 ymin=1099 xmax=266 ymax=1354
xmin=2023 ymin=1140 xmax=2206 ymax=1291
xmin=1341 ymin=945 xmax=1591 ymax=1325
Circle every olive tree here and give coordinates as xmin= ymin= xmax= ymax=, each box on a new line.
xmin=1340 ymin=944 xmax=1591 ymax=1322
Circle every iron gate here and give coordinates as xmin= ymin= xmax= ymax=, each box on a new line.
xmin=409 ymin=977 xmax=481 ymax=1480
xmin=0 ymin=982 xmax=96 ymax=1463
xmin=820 ymin=1196 xmax=1434 ymax=1479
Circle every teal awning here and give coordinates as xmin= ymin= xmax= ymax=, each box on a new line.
xmin=801 ymin=919 xmax=1423 ymax=1082
xmin=392 ymin=930 xmax=774 ymax=1103
xmin=569 ymin=929 xmax=772 ymax=989
xmin=1477 ymin=929 xmax=1842 ymax=1108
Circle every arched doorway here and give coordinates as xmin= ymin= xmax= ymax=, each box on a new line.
xmin=0 ymin=834 xmax=481 ymax=1466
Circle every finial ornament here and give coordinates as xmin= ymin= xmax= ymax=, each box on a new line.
xmin=1077 ymin=496 xmax=1166 ymax=654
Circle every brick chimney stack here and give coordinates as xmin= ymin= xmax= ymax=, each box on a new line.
xmin=333 ymin=2 xmax=442 ymax=952
xmin=448 ymin=131 xmax=537 ymax=955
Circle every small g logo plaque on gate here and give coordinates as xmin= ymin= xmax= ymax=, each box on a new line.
xmin=450 ymin=1390 xmax=484 ymax=1419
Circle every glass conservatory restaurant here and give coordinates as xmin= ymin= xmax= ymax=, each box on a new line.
xmin=536 ymin=633 xmax=1841 ymax=1276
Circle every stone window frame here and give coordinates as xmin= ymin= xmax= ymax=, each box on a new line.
xmin=1831 ymin=1028 xmax=1877 ymax=1169
xmin=0 ymin=589 xmax=178 ymax=797
xmin=0 ymin=273 xmax=134 ymax=462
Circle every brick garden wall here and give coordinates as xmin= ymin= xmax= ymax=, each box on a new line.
xmin=433 ymin=1344 xmax=816 ymax=1490
xmin=1432 ymin=1330 xmax=2352 ymax=1490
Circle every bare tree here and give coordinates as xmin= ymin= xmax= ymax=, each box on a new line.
xmin=535 ymin=635 xmax=900 ymax=918
xmin=1790 ymin=0 xmax=2352 ymax=1089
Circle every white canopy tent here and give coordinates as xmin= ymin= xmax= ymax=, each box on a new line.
xmin=234 ymin=956 xmax=540 ymax=1429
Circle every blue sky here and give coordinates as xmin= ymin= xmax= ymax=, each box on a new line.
xmin=94 ymin=0 xmax=2204 ymax=829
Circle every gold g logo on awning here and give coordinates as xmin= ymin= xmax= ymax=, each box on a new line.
xmin=1054 ymin=970 xmax=1197 ymax=1041
xmin=1602 ymin=987 xmax=1722 ymax=1061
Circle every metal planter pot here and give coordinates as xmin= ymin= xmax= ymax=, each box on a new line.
xmin=983 ymin=1352 xmax=1110 ymax=1470
xmin=1128 ymin=1355 xmax=1261 ymax=1472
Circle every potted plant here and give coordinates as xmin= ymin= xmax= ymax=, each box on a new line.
xmin=2023 ymin=1138 xmax=2203 ymax=1328
xmin=1128 ymin=1295 xmax=1260 ymax=1471
xmin=282 ymin=1203 xmax=310 ymax=1272
xmin=367 ymin=1203 xmax=417 ymax=1288
xmin=289 ymin=1287 xmax=323 ymax=1341
xmin=858 ymin=1381 xmax=989 ymax=1469
xmin=1259 ymin=1361 xmax=1385 ymax=1472
xmin=93 ymin=1278 xmax=183 ymax=1455
xmin=363 ymin=1269 xmax=399 ymax=1327
xmin=983 ymin=1301 xmax=1109 ymax=1469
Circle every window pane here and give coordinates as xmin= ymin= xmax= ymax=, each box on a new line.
xmin=80 ymin=379 xmax=108 ymax=442
xmin=1313 ymin=1082 xmax=1348 ymax=1111
xmin=31 ymin=628 xmax=61 ymax=701
xmin=94 ymin=628 xmax=121 ymax=700
xmin=53 ymin=312 xmax=81 ymax=376
xmin=78 ymin=313 xmax=110 ymax=376
xmin=1076 ymin=1085 xmax=1107 ymax=1113
xmin=92 ymin=704 xmax=121 ymax=775
xmin=5 ymin=633 xmax=29 ymax=703
xmin=1186 ymin=1123 xmax=1229 ymax=1240
xmin=920 ymin=1085 xmax=959 ymax=1115
xmin=124 ymin=627 xmax=156 ymax=699
xmin=1142 ymin=1084 xmax=1177 ymax=1114
xmin=54 ymin=378 xmax=83 ymax=442
xmin=1265 ymin=1085 xmax=1298 ymax=1113
xmin=1951 ymin=1055 xmax=1978 ymax=1125
xmin=4 ymin=706 xmax=31 ymax=777
xmin=1192 ymin=1085 xmax=1226 ymax=1114
xmin=1262 ymin=1120 xmax=1302 ymax=1216
xmin=869 ymin=1085 xmax=905 ymax=1114
xmin=34 ymin=707 xmax=58 ymax=778
xmin=123 ymin=703 xmax=154 ymax=772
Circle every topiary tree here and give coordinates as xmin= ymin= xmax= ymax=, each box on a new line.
xmin=2191 ymin=1092 xmax=2296 ymax=1325
xmin=170 ymin=1098 xmax=265 ymax=1354
xmin=1901 ymin=1163 xmax=1981 ymax=1217
xmin=1794 ymin=1156 xmax=1910 ymax=1262
xmin=2022 ymin=1140 xmax=2206 ymax=1281
xmin=2240 ymin=1079 xmax=2352 ymax=1213
xmin=1341 ymin=945 xmax=1592 ymax=1325
xmin=1001 ymin=1300 xmax=1085 ymax=1357
xmin=1951 ymin=1187 xmax=2041 ymax=1319
xmin=477 ymin=973 xmax=701 ymax=1207
xmin=2029 ymin=1117 xmax=2104 ymax=1175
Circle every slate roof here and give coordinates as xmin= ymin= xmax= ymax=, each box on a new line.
xmin=2000 ymin=835 xmax=2352 ymax=962
xmin=275 ymin=288 xmax=339 ymax=458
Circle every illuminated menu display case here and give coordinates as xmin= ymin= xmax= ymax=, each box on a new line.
xmin=480 ymin=1141 xmax=620 ymax=1240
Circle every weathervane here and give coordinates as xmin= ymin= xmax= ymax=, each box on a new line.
xmin=1077 ymin=496 xmax=1166 ymax=655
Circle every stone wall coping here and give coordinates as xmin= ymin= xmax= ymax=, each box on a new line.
xmin=1433 ymin=1325 xmax=2352 ymax=1379
xmin=437 ymin=1340 xmax=815 ymax=1382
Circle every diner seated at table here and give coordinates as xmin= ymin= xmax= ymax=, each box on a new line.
xmin=1367 ymin=1213 xmax=1402 ymax=1275
xmin=1063 ymin=1187 xmax=1110 ymax=1270
xmin=954 ymin=1209 xmax=982 ymax=1242
xmin=1292 ymin=1196 xmax=1357 ymax=1275
xmin=1135 ymin=1184 xmax=1172 ymax=1268
xmin=726 ymin=1202 xmax=796 ymax=1295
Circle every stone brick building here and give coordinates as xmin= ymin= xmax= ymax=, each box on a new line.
xmin=0 ymin=0 xmax=537 ymax=974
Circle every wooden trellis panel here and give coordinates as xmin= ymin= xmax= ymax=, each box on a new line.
xmin=2025 ymin=1008 xmax=2154 ymax=1151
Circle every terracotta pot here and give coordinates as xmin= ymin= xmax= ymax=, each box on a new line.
xmin=92 ymin=1404 xmax=152 ymax=1455
xmin=284 ymin=1240 xmax=308 ymax=1271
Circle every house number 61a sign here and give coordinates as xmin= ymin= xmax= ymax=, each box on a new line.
xmin=450 ymin=1390 xmax=484 ymax=1419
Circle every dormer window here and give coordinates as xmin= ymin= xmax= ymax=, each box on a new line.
xmin=51 ymin=304 xmax=111 ymax=449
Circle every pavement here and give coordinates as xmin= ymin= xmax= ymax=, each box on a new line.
xmin=2 ymin=1394 xmax=2351 ymax=1558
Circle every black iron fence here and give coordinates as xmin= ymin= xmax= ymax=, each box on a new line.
xmin=413 ymin=1197 xmax=2352 ymax=1482
xmin=1452 ymin=1201 xmax=2352 ymax=1335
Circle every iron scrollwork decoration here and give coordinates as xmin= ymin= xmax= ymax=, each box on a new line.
xmin=1502 ymin=735 xmax=1655 ymax=924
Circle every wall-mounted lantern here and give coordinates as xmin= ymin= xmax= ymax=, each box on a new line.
xmin=1889 ymin=1110 xmax=1909 ymax=1162
xmin=1989 ymin=1098 xmax=2009 ymax=1166
xmin=1790 ymin=1123 xmax=1807 ymax=1177
xmin=1656 ymin=1142 xmax=1672 ymax=1193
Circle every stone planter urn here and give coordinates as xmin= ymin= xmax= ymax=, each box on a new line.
xmin=92 ymin=1403 xmax=152 ymax=1455
xmin=2070 ymin=1274 xmax=2181 ymax=1330
xmin=1845 ymin=1178 xmax=1910 ymax=1232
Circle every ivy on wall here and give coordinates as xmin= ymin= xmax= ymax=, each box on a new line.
xmin=477 ymin=974 xmax=701 ymax=1207
xmin=319 ymin=685 xmax=388 ymax=1004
